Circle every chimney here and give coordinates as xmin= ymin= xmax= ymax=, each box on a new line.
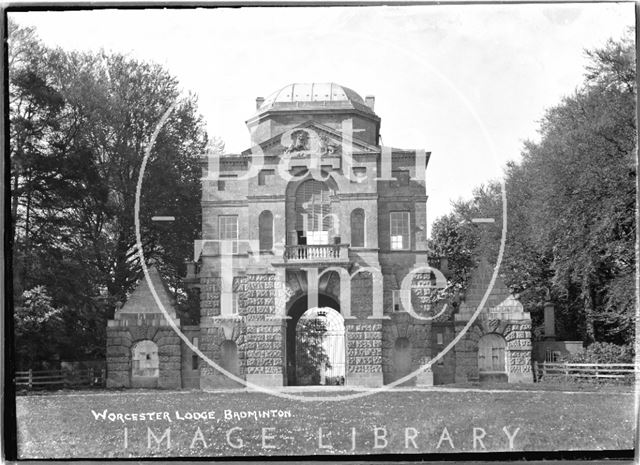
xmin=544 ymin=302 xmax=556 ymax=340
xmin=256 ymin=96 xmax=265 ymax=110
xmin=365 ymin=95 xmax=375 ymax=111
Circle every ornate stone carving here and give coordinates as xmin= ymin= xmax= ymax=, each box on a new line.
xmin=284 ymin=129 xmax=310 ymax=153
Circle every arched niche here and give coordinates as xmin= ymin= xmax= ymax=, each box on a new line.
xmin=131 ymin=340 xmax=159 ymax=388
xmin=390 ymin=336 xmax=414 ymax=386
xmin=220 ymin=339 xmax=240 ymax=377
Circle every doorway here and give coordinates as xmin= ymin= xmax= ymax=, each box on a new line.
xmin=131 ymin=340 xmax=159 ymax=388
xmin=478 ymin=333 xmax=508 ymax=383
xmin=286 ymin=294 xmax=344 ymax=386
xmin=295 ymin=307 xmax=345 ymax=386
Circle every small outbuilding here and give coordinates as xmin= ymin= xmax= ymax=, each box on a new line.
xmin=106 ymin=267 xmax=199 ymax=389
xmin=438 ymin=258 xmax=534 ymax=384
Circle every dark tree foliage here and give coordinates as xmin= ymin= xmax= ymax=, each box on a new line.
xmin=430 ymin=33 xmax=635 ymax=345
xmin=9 ymin=20 xmax=208 ymax=365
xmin=13 ymin=286 xmax=65 ymax=369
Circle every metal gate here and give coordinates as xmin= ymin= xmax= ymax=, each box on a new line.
xmin=295 ymin=307 xmax=345 ymax=386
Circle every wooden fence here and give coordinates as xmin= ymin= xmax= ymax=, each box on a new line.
xmin=15 ymin=368 xmax=106 ymax=390
xmin=534 ymin=362 xmax=635 ymax=383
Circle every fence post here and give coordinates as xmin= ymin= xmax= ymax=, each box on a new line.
xmin=28 ymin=369 xmax=32 ymax=390
xmin=564 ymin=362 xmax=568 ymax=382
xmin=595 ymin=364 xmax=599 ymax=379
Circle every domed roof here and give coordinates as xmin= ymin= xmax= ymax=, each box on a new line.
xmin=258 ymin=82 xmax=374 ymax=114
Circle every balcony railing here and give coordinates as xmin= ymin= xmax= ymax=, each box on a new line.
xmin=284 ymin=244 xmax=349 ymax=262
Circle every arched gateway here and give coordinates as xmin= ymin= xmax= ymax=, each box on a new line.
xmin=286 ymin=294 xmax=345 ymax=386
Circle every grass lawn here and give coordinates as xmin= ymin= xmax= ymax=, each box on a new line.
xmin=15 ymin=386 xmax=635 ymax=458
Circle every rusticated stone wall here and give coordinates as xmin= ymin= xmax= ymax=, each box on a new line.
xmin=454 ymin=319 xmax=533 ymax=383
xmin=200 ymin=276 xmax=221 ymax=317
xmin=241 ymin=274 xmax=285 ymax=386
xmin=199 ymin=323 xmax=245 ymax=389
xmin=382 ymin=313 xmax=431 ymax=386
xmin=244 ymin=322 xmax=286 ymax=382
xmin=199 ymin=272 xmax=287 ymax=388
xmin=505 ymin=322 xmax=533 ymax=382
xmin=106 ymin=323 xmax=182 ymax=389
xmin=106 ymin=326 xmax=134 ymax=388
xmin=240 ymin=274 xmax=277 ymax=320
xmin=345 ymin=321 xmax=383 ymax=387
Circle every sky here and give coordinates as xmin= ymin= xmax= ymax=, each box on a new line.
xmin=10 ymin=4 xmax=634 ymax=235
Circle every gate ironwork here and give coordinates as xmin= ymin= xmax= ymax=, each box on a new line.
xmin=295 ymin=307 xmax=345 ymax=386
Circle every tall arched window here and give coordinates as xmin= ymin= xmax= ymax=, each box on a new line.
xmin=295 ymin=180 xmax=333 ymax=245
xmin=259 ymin=210 xmax=273 ymax=252
xmin=350 ymin=208 xmax=365 ymax=247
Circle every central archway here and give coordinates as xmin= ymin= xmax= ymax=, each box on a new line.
xmin=296 ymin=307 xmax=345 ymax=386
xmin=286 ymin=293 xmax=344 ymax=386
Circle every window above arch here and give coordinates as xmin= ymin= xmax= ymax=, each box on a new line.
xmin=390 ymin=211 xmax=410 ymax=250
xmin=295 ymin=179 xmax=333 ymax=245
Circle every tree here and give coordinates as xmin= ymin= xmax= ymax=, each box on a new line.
xmin=14 ymin=286 xmax=66 ymax=369
xmin=429 ymin=33 xmax=635 ymax=344
xmin=295 ymin=316 xmax=332 ymax=385
xmin=519 ymin=34 xmax=635 ymax=343
xmin=9 ymin=20 xmax=208 ymax=364
xmin=8 ymin=20 xmax=66 ymax=297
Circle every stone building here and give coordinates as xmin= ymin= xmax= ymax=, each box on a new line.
xmin=106 ymin=267 xmax=200 ymax=389
xmin=106 ymin=82 xmax=533 ymax=389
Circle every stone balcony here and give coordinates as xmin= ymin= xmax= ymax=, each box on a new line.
xmin=276 ymin=243 xmax=351 ymax=267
